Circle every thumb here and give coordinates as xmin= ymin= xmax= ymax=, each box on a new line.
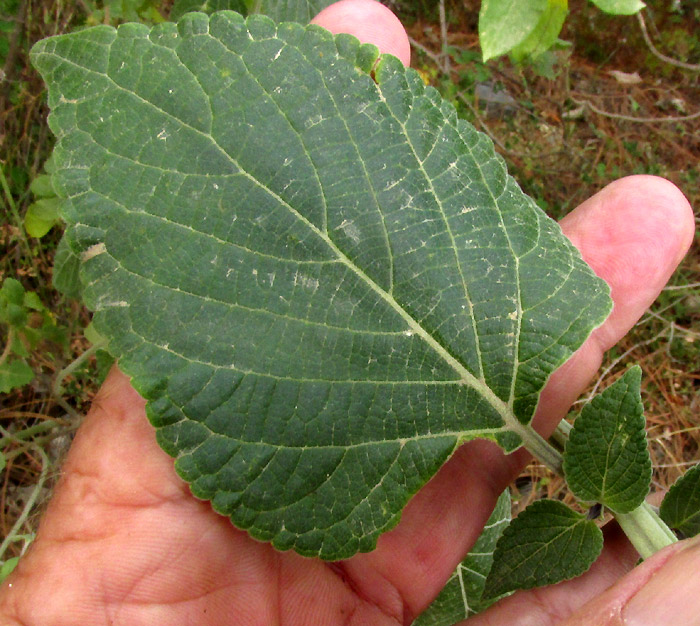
xmin=563 ymin=537 xmax=700 ymax=625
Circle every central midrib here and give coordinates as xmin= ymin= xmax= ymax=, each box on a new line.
xmin=43 ymin=34 xmax=527 ymax=441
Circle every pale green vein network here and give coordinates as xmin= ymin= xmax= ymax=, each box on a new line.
xmin=32 ymin=12 xmax=612 ymax=559
xmin=45 ymin=24 xmax=520 ymax=424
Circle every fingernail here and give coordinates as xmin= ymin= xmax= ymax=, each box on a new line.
xmin=623 ymin=538 xmax=700 ymax=625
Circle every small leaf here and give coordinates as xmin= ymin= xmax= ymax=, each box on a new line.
xmin=563 ymin=366 xmax=651 ymax=514
xmin=0 ymin=557 xmax=19 ymax=584
xmin=0 ymin=278 xmax=25 ymax=307
xmin=23 ymin=291 xmax=46 ymax=312
xmin=588 ymin=0 xmax=645 ymax=15
xmin=29 ymin=174 xmax=55 ymax=198
xmin=52 ymin=236 xmax=83 ymax=299
xmin=413 ymin=490 xmax=511 ymax=625
xmin=479 ymin=0 xmax=567 ymax=62
xmin=24 ymin=197 xmax=63 ymax=238
xmin=0 ymin=452 xmax=6 ymax=473
xmin=0 ymin=359 xmax=35 ymax=394
xmin=660 ymin=463 xmax=700 ymax=538
xmin=483 ymin=499 xmax=603 ymax=600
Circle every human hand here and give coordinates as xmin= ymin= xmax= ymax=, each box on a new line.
xmin=0 ymin=1 xmax=694 ymax=624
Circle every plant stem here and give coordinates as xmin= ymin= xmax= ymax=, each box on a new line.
xmin=0 ymin=436 xmax=49 ymax=564
xmin=518 ymin=425 xmax=564 ymax=475
xmin=0 ymin=164 xmax=32 ymax=259
xmin=51 ymin=339 xmax=106 ymax=420
xmin=0 ymin=419 xmax=60 ymax=448
xmin=615 ymin=502 xmax=677 ymax=559
xmin=549 ymin=418 xmax=572 ymax=451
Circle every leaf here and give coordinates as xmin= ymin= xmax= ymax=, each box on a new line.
xmin=483 ymin=499 xmax=603 ymax=600
xmin=563 ymin=367 xmax=651 ymax=514
xmin=0 ymin=557 xmax=19 ymax=584
xmin=413 ymin=490 xmax=511 ymax=625
xmin=31 ymin=13 xmax=611 ymax=559
xmin=660 ymin=463 xmax=700 ymax=538
xmin=0 ymin=358 xmax=35 ymax=394
xmin=29 ymin=174 xmax=55 ymax=198
xmin=588 ymin=0 xmax=645 ymax=15
xmin=52 ymin=236 xmax=83 ymax=299
xmin=510 ymin=0 xmax=568 ymax=62
xmin=24 ymin=197 xmax=63 ymax=238
xmin=170 ymin=0 xmax=247 ymax=22
xmin=0 ymin=278 xmax=24 ymax=308
xmin=256 ymin=0 xmax=336 ymax=23
xmin=478 ymin=0 xmax=567 ymax=62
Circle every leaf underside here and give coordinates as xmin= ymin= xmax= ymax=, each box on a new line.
xmin=31 ymin=12 xmax=611 ymax=559
xmin=483 ymin=499 xmax=603 ymax=600
xmin=660 ymin=463 xmax=700 ymax=538
xmin=564 ymin=366 xmax=651 ymax=514
xmin=413 ymin=489 xmax=511 ymax=625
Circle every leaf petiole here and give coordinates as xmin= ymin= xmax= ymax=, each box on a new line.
xmin=615 ymin=501 xmax=677 ymax=559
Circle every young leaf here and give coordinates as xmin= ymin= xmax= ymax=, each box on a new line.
xmin=52 ymin=237 xmax=83 ymax=300
xmin=24 ymin=197 xmax=63 ymax=238
xmin=31 ymin=13 xmax=611 ymax=559
xmin=588 ymin=0 xmax=645 ymax=16
xmin=483 ymin=499 xmax=603 ymax=600
xmin=0 ymin=358 xmax=35 ymax=394
xmin=563 ymin=366 xmax=651 ymax=514
xmin=660 ymin=463 xmax=700 ymax=538
xmin=413 ymin=490 xmax=511 ymax=625
xmin=29 ymin=174 xmax=55 ymax=198
xmin=479 ymin=0 xmax=567 ymax=62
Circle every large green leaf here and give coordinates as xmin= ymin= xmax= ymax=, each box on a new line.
xmin=483 ymin=499 xmax=603 ymax=600
xmin=31 ymin=12 xmax=611 ymax=559
xmin=563 ymin=366 xmax=651 ymax=514
xmin=413 ymin=490 xmax=511 ymax=625
xmin=660 ymin=463 xmax=700 ymax=539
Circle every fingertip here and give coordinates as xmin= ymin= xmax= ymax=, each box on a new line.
xmin=560 ymin=175 xmax=695 ymax=351
xmin=311 ymin=0 xmax=411 ymax=66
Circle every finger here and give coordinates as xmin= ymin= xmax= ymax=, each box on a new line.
xmin=312 ymin=0 xmax=411 ymax=66
xmin=341 ymin=176 xmax=694 ymax=620
xmin=561 ymin=536 xmax=700 ymax=626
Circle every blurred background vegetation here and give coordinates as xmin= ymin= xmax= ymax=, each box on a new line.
xmin=0 ymin=0 xmax=698 ymax=581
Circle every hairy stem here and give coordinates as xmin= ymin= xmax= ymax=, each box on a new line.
xmin=615 ymin=502 xmax=677 ymax=559
xmin=518 ymin=425 xmax=564 ymax=475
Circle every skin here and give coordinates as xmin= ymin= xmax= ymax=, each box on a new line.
xmin=0 ymin=2 xmax=696 ymax=624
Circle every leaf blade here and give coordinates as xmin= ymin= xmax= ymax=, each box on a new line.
xmin=588 ymin=0 xmax=645 ymax=16
xmin=563 ymin=366 xmax=651 ymax=513
xmin=660 ymin=463 xmax=700 ymax=538
xmin=413 ymin=490 xmax=511 ymax=625
xmin=31 ymin=12 xmax=612 ymax=559
xmin=483 ymin=499 xmax=603 ymax=600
